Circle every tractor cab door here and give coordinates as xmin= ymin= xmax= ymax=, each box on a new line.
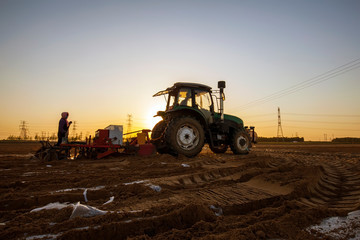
xmin=194 ymin=89 xmax=214 ymax=124
xmin=167 ymin=88 xmax=191 ymax=110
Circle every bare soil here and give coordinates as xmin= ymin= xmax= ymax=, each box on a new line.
xmin=1 ymin=142 xmax=360 ymax=239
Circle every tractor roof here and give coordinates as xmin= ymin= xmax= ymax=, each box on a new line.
xmin=153 ymin=82 xmax=212 ymax=97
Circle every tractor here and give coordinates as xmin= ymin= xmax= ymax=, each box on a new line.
xmin=151 ymin=81 xmax=255 ymax=157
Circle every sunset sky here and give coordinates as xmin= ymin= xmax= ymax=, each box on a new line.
xmin=1 ymin=0 xmax=359 ymax=141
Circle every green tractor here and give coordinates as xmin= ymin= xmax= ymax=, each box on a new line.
xmin=151 ymin=81 xmax=255 ymax=157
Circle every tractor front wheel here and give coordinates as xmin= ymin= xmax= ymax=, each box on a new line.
xmin=166 ymin=116 xmax=204 ymax=158
xmin=230 ymin=129 xmax=251 ymax=154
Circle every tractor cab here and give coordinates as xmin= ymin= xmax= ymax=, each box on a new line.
xmin=154 ymin=82 xmax=216 ymax=126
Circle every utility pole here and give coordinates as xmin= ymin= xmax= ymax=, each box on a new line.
xmin=72 ymin=121 xmax=77 ymax=140
xmin=126 ymin=114 xmax=133 ymax=133
xmin=277 ymin=107 xmax=284 ymax=141
xmin=19 ymin=120 xmax=29 ymax=140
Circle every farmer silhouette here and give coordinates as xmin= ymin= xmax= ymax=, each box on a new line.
xmin=56 ymin=112 xmax=72 ymax=146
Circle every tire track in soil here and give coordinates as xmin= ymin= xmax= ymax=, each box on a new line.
xmin=299 ymin=161 xmax=360 ymax=210
xmin=120 ymin=155 xmax=289 ymax=216
xmin=255 ymin=148 xmax=360 ymax=211
xmin=56 ymin=155 xmax=289 ymax=240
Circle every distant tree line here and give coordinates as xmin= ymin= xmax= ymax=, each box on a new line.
xmin=6 ymin=135 xmax=25 ymax=140
xmin=7 ymin=132 xmax=83 ymax=141
xmin=257 ymin=137 xmax=305 ymax=142
xmin=331 ymin=138 xmax=360 ymax=143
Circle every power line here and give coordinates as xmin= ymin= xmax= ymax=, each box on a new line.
xmin=284 ymin=125 xmax=360 ymax=132
xmin=284 ymin=120 xmax=360 ymax=125
xmin=256 ymin=125 xmax=276 ymax=129
xmin=248 ymin=61 xmax=360 ymax=109
xmin=249 ymin=120 xmax=277 ymax=123
xmin=242 ymin=113 xmax=276 ymax=118
xmin=283 ymin=112 xmax=360 ymax=118
xmin=254 ymin=59 xmax=360 ymax=108
xmin=233 ymin=58 xmax=360 ymax=111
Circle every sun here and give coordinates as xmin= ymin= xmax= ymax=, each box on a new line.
xmin=145 ymin=104 xmax=166 ymax=130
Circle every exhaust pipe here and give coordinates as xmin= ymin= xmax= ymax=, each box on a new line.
xmin=218 ymin=81 xmax=226 ymax=121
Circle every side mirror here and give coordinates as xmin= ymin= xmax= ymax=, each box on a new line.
xmin=218 ymin=81 xmax=226 ymax=89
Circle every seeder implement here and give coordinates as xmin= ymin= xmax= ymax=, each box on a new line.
xmin=35 ymin=127 xmax=155 ymax=161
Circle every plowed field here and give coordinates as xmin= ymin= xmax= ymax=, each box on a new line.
xmin=1 ymin=142 xmax=360 ymax=239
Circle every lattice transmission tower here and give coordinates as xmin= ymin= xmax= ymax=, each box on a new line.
xmin=72 ymin=121 xmax=77 ymax=139
xmin=277 ymin=107 xmax=284 ymax=141
xmin=19 ymin=120 xmax=29 ymax=140
xmin=127 ymin=114 xmax=133 ymax=133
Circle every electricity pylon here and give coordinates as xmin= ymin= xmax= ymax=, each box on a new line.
xmin=277 ymin=107 xmax=284 ymax=141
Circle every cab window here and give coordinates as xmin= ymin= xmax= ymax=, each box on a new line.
xmin=195 ymin=90 xmax=212 ymax=111
xmin=178 ymin=89 xmax=192 ymax=107
xmin=167 ymin=94 xmax=176 ymax=110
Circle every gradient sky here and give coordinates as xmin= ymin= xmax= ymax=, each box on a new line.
xmin=1 ymin=0 xmax=359 ymax=141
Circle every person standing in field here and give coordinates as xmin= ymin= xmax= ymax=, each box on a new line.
xmin=56 ymin=112 xmax=72 ymax=146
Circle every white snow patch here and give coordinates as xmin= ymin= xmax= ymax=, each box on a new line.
xmin=72 ymin=225 xmax=100 ymax=231
xmin=123 ymin=180 xmax=161 ymax=192
xmin=70 ymin=202 xmax=107 ymax=218
xmin=89 ymin=185 xmax=105 ymax=191
xmin=82 ymin=186 xmax=106 ymax=202
xmin=181 ymin=163 xmax=190 ymax=167
xmin=53 ymin=187 xmax=84 ymax=193
xmin=210 ymin=205 xmax=223 ymax=216
xmin=146 ymin=184 xmax=161 ymax=192
xmin=83 ymin=189 xmax=88 ymax=202
xmin=25 ymin=233 xmax=61 ymax=240
xmin=123 ymin=180 xmax=149 ymax=185
xmin=103 ymin=196 xmax=114 ymax=205
xmin=307 ymin=210 xmax=360 ymax=239
xmin=129 ymin=210 xmax=143 ymax=213
xmin=30 ymin=202 xmax=72 ymax=212
xmin=52 ymin=185 xmax=105 ymax=193
xmin=74 ymin=226 xmax=90 ymax=231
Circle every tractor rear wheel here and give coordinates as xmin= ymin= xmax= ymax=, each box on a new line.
xmin=230 ymin=129 xmax=251 ymax=154
xmin=165 ymin=116 xmax=204 ymax=157
xmin=151 ymin=120 xmax=170 ymax=154
xmin=210 ymin=144 xmax=228 ymax=154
